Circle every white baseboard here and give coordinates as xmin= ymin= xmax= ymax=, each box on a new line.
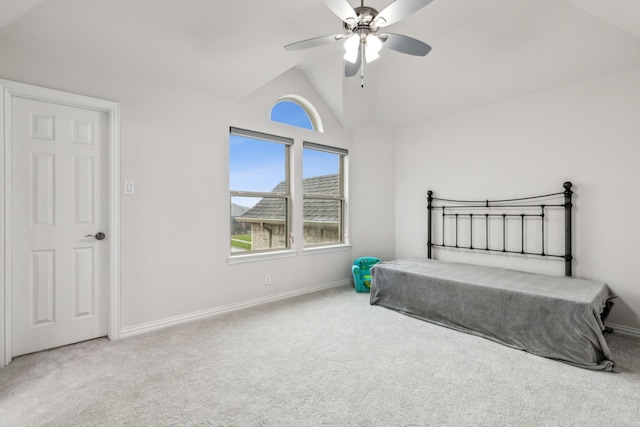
xmin=119 ymin=279 xmax=351 ymax=339
xmin=606 ymin=322 xmax=640 ymax=338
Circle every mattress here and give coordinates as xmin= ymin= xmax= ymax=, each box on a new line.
xmin=370 ymin=258 xmax=615 ymax=371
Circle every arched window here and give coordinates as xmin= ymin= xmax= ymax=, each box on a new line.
xmin=270 ymin=95 xmax=323 ymax=132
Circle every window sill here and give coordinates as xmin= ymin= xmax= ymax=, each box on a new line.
xmin=303 ymin=244 xmax=352 ymax=256
xmin=228 ymin=249 xmax=298 ymax=265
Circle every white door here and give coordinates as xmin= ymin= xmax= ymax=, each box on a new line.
xmin=11 ymin=96 xmax=109 ymax=357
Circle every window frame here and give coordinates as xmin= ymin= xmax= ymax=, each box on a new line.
xmin=229 ymin=127 xmax=293 ymax=256
xmin=302 ymin=141 xmax=348 ymax=248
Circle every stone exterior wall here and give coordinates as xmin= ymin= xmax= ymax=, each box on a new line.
xmin=303 ymin=225 xmax=340 ymax=245
xmin=250 ymin=223 xmax=287 ymax=250
xmin=249 ymin=223 xmax=339 ymax=250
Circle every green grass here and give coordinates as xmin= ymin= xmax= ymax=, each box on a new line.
xmin=231 ymin=234 xmax=252 ymax=250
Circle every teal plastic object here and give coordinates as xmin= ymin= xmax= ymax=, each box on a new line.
xmin=352 ymin=257 xmax=382 ymax=293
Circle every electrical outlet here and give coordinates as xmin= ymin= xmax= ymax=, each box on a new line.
xmin=265 ymin=274 xmax=272 ymax=285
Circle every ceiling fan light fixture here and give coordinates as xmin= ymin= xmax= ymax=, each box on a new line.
xmin=365 ymin=34 xmax=383 ymax=62
xmin=344 ymin=48 xmax=360 ymax=63
xmin=365 ymin=48 xmax=379 ymax=63
xmin=343 ymin=35 xmax=360 ymax=63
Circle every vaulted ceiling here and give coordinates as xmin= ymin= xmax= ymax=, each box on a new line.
xmin=1 ymin=0 xmax=639 ymax=129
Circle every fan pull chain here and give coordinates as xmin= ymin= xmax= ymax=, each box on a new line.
xmin=361 ymin=39 xmax=365 ymax=88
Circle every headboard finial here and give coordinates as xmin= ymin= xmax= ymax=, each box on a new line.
xmin=563 ymin=181 xmax=573 ymax=192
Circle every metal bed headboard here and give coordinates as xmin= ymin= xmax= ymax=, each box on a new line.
xmin=427 ymin=182 xmax=573 ymax=276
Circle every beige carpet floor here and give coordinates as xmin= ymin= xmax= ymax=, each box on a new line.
xmin=1 ymin=285 xmax=639 ymax=426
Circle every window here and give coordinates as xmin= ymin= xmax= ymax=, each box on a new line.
xmin=229 ymin=96 xmax=346 ymax=260
xmin=270 ymin=96 xmax=323 ymax=132
xmin=230 ymin=127 xmax=292 ymax=254
xmin=271 ymin=100 xmax=313 ymax=130
xmin=303 ymin=142 xmax=347 ymax=247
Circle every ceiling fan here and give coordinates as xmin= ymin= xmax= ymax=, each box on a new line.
xmin=285 ymin=0 xmax=434 ymax=86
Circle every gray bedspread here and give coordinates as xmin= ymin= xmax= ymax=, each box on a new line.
xmin=370 ymin=258 xmax=615 ymax=371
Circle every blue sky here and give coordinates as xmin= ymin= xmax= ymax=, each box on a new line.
xmin=230 ymin=102 xmax=338 ymax=208
xmin=271 ymin=101 xmax=313 ymax=130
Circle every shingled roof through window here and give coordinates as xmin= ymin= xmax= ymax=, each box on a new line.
xmin=239 ymin=174 xmax=340 ymax=224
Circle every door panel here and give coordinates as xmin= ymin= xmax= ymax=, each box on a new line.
xmin=12 ymin=96 xmax=108 ymax=357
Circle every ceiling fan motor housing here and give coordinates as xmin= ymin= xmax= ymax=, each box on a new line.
xmin=343 ymin=6 xmax=381 ymax=36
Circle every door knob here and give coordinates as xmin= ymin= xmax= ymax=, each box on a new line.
xmin=85 ymin=232 xmax=106 ymax=240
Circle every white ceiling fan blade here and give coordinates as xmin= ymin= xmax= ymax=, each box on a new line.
xmin=380 ymin=33 xmax=432 ymax=56
xmin=345 ymin=44 xmax=362 ymax=77
xmin=284 ymin=34 xmax=345 ymax=51
xmin=373 ymin=0 xmax=434 ymax=28
xmin=323 ymin=0 xmax=357 ymax=22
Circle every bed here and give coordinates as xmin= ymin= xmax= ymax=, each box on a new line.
xmin=370 ymin=182 xmax=616 ymax=371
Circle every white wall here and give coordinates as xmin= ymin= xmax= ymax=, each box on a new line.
xmin=0 ymin=43 xmax=397 ymax=331
xmin=395 ymin=67 xmax=640 ymax=329
xmin=349 ymin=123 xmax=396 ymax=262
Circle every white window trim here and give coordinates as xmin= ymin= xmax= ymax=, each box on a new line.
xmin=228 ymin=249 xmax=298 ymax=265
xmin=302 ymin=244 xmax=352 ymax=256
